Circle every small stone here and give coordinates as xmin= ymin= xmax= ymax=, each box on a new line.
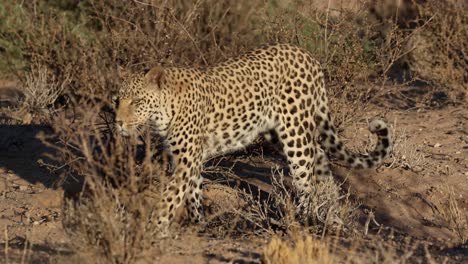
xmin=19 ymin=185 xmax=28 ymax=191
xmin=434 ymin=143 xmax=441 ymax=148
xmin=33 ymin=221 xmax=40 ymax=226
xmin=412 ymin=166 xmax=423 ymax=173
xmin=455 ymin=151 xmax=461 ymax=154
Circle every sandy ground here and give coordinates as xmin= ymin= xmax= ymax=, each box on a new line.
xmin=0 ymin=83 xmax=466 ymax=263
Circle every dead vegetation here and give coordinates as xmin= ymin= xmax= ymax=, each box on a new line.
xmin=435 ymin=185 xmax=468 ymax=244
xmin=262 ymin=233 xmax=429 ymax=264
xmin=0 ymin=0 xmax=467 ymax=263
xmin=263 ymin=234 xmax=335 ymax=264
xmin=368 ymin=0 xmax=467 ymax=101
xmin=204 ymin=168 xmax=357 ymax=237
xmin=38 ymin=103 xmax=169 ymax=264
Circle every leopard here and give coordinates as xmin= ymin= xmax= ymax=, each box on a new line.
xmin=113 ymin=43 xmax=392 ymax=235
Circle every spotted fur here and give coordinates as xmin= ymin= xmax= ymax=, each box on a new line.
xmin=114 ymin=44 xmax=392 ymax=235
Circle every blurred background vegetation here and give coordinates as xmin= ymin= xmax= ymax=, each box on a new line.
xmin=0 ymin=0 xmax=466 ymax=115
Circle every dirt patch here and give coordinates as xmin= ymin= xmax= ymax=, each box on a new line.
xmin=332 ymin=105 xmax=467 ymax=243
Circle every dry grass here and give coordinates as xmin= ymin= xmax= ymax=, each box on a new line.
xmin=436 ymin=185 xmax=468 ymax=244
xmin=202 ymin=166 xmax=358 ymax=239
xmin=387 ymin=121 xmax=427 ymax=171
xmin=38 ymin=102 xmax=169 ymax=263
xmin=263 ymin=234 xmax=335 ymax=264
xmin=23 ymin=64 xmax=68 ymax=111
xmin=262 ymin=232 xmax=425 ymax=264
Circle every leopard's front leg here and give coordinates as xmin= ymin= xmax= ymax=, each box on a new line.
xmin=155 ymin=141 xmax=203 ymax=236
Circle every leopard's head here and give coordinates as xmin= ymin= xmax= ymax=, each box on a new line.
xmin=113 ymin=67 xmax=167 ymax=137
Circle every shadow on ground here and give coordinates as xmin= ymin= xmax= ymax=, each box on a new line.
xmin=0 ymin=124 xmax=82 ymax=193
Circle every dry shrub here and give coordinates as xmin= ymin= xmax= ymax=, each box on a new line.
xmin=205 ymin=167 xmax=358 ymax=237
xmin=436 ymin=186 xmax=468 ymax=244
xmin=23 ymin=63 xmax=70 ymax=114
xmin=387 ymin=123 xmax=426 ymax=170
xmin=263 ymin=234 xmax=335 ymax=264
xmin=39 ymin=102 xmax=168 ymax=263
xmin=0 ymin=62 xmax=70 ymax=125
xmin=231 ymin=171 xmax=298 ymax=234
xmin=1 ymin=0 xmax=404 ymax=125
xmin=405 ymin=1 xmax=466 ymax=97
xmin=302 ymin=177 xmax=358 ymax=232
xmin=0 ymin=0 xmax=270 ymax=99
xmin=2 ymin=1 xmax=463 ymax=113
xmin=369 ymin=0 xmax=467 ymax=101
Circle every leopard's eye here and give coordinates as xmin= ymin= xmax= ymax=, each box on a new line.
xmin=132 ymin=97 xmax=143 ymax=106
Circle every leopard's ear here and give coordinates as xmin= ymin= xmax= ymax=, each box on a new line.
xmin=117 ymin=65 xmax=130 ymax=79
xmin=117 ymin=65 xmax=128 ymax=77
xmin=145 ymin=66 xmax=165 ymax=87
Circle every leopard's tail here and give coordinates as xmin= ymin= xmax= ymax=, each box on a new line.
xmin=315 ymin=113 xmax=392 ymax=169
